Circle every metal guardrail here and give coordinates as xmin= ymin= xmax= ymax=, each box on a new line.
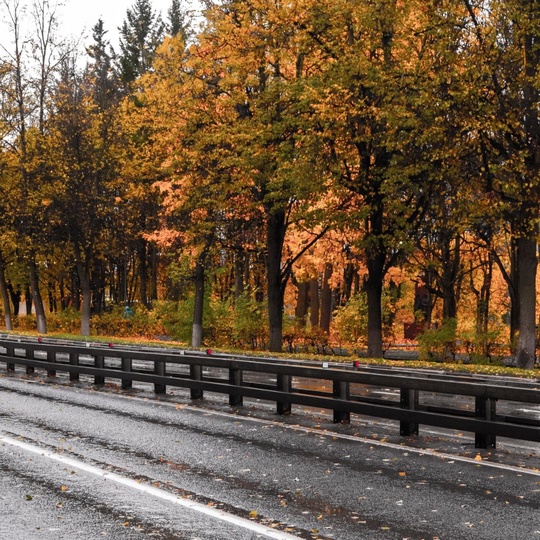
xmin=0 ymin=336 xmax=539 ymax=449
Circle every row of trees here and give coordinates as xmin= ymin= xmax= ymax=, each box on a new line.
xmin=0 ymin=0 xmax=539 ymax=368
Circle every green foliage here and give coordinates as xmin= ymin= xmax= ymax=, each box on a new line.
xmin=333 ymin=287 xmax=402 ymax=346
xmin=418 ymin=318 xmax=457 ymax=361
xmin=224 ymin=294 xmax=268 ymax=350
xmin=152 ymin=300 xmax=194 ymax=342
xmin=153 ymin=295 xmax=269 ymax=349
xmin=92 ymin=304 xmax=167 ymax=338
xmin=332 ymin=294 xmax=368 ymax=346
xmin=48 ymin=308 xmax=81 ymax=334
xmin=458 ymin=328 xmax=506 ymax=364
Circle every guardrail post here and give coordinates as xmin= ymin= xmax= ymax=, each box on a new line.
xmin=94 ymin=354 xmax=105 ymax=385
xmin=154 ymin=360 xmax=166 ymax=394
xmin=26 ymin=348 xmax=34 ymax=375
xmin=6 ymin=345 xmax=14 ymax=372
xmin=276 ymin=374 xmax=292 ymax=415
xmin=400 ymin=388 xmax=419 ymax=436
xmin=122 ymin=358 xmax=132 ymax=390
xmin=229 ymin=367 xmax=243 ymax=406
xmin=69 ymin=352 xmax=79 ymax=382
xmin=47 ymin=350 xmax=56 ymax=377
xmin=333 ymin=380 xmax=350 ymax=424
xmin=475 ymin=396 xmax=497 ymax=448
xmin=190 ymin=364 xmax=203 ymax=399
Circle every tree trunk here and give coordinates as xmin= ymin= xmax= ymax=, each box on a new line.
xmin=476 ymin=256 xmax=492 ymax=336
xmin=191 ymin=256 xmax=205 ymax=347
xmin=73 ymin=242 xmax=92 ymax=336
xmin=515 ymin=236 xmax=537 ymax=369
xmin=29 ymin=258 xmax=47 ymax=334
xmin=0 ymin=260 xmax=12 ymax=331
xmin=139 ymin=239 xmax=149 ymax=308
xmin=76 ymin=261 xmax=92 ymax=336
xmin=71 ymin=269 xmax=81 ymax=311
xmin=7 ymin=284 xmax=20 ymax=317
xmin=150 ymin=242 xmax=158 ymax=303
xmin=295 ymin=280 xmax=309 ymax=327
xmin=440 ymin=233 xmax=460 ymax=321
xmin=234 ymin=252 xmax=245 ymax=299
xmin=342 ymin=262 xmax=356 ymax=304
xmin=266 ymin=208 xmax=287 ymax=353
xmin=309 ymin=278 xmax=319 ymax=329
xmin=118 ymin=259 xmax=127 ymax=304
xmin=365 ymin=255 xmax=385 ymax=358
xmin=320 ymin=263 xmax=333 ymax=333
xmin=25 ymin=286 xmax=32 ymax=316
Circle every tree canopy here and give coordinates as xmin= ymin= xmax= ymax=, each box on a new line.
xmin=0 ymin=0 xmax=539 ymax=367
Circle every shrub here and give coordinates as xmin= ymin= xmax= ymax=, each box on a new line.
xmin=332 ymin=293 xmax=369 ymax=346
xmin=92 ymin=304 xmax=167 ymax=338
xmin=418 ymin=318 xmax=457 ymax=361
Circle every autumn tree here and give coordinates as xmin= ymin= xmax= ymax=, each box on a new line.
xmin=118 ymin=0 xmax=165 ymax=87
xmin=302 ymin=0 xmax=442 ymax=356
xmin=167 ymin=0 xmax=190 ymax=40
xmin=45 ymin=49 xmax=122 ymax=335
xmin=0 ymin=0 xmax=70 ymax=333
xmin=189 ymin=0 xmax=353 ymax=351
xmin=441 ymin=0 xmax=540 ymax=368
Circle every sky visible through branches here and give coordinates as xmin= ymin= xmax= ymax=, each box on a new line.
xmin=0 ymin=0 xmax=201 ymax=51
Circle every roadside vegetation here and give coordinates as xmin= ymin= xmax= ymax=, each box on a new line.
xmin=1 ymin=0 xmax=540 ymax=372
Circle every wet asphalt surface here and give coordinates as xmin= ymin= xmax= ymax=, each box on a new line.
xmin=0 ymin=372 xmax=539 ymax=540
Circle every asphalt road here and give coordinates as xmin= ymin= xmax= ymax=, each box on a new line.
xmin=0 ymin=374 xmax=539 ymax=540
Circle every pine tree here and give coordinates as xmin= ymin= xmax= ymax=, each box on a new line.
xmin=118 ymin=0 xmax=165 ymax=87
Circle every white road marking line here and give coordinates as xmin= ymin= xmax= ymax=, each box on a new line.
xmin=0 ymin=434 xmax=302 ymax=540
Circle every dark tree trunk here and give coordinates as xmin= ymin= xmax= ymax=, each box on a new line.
xmin=295 ymin=280 xmax=309 ymax=327
xmin=74 ymin=243 xmax=92 ymax=336
xmin=25 ymin=286 xmax=32 ymax=317
xmin=342 ymin=262 xmax=356 ymax=304
xmin=71 ymin=269 xmax=81 ymax=311
xmin=7 ymin=284 xmax=20 ymax=317
xmin=440 ymin=233 xmax=461 ymax=321
xmin=139 ymin=239 xmax=149 ymax=308
xmin=0 ymin=260 xmax=12 ymax=331
xmin=475 ymin=256 xmax=493 ymax=336
xmin=191 ymin=256 xmax=205 ymax=347
xmin=47 ymin=280 xmax=56 ymax=313
xmin=117 ymin=259 xmax=127 ymax=304
xmin=234 ymin=251 xmax=245 ymax=299
xmin=29 ymin=258 xmax=47 ymax=333
xmin=365 ymin=265 xmax=384 ymax=358
xmin=76 ymin=262 xmax=92 ymax=336
xmin=150 ymin=242 xmax=158 ymax=303
xmin=515 ymin=237 xmax=537 ymax=369
xmin=514 ymin=12 xmax=539 ymax=368
xmin=266 ymin=208 xmax=287 ymax=352
xmin=320 ymin=263 xmax=333 ymax=333
xmin=309 ymin=278 xmax=319 ymax=329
